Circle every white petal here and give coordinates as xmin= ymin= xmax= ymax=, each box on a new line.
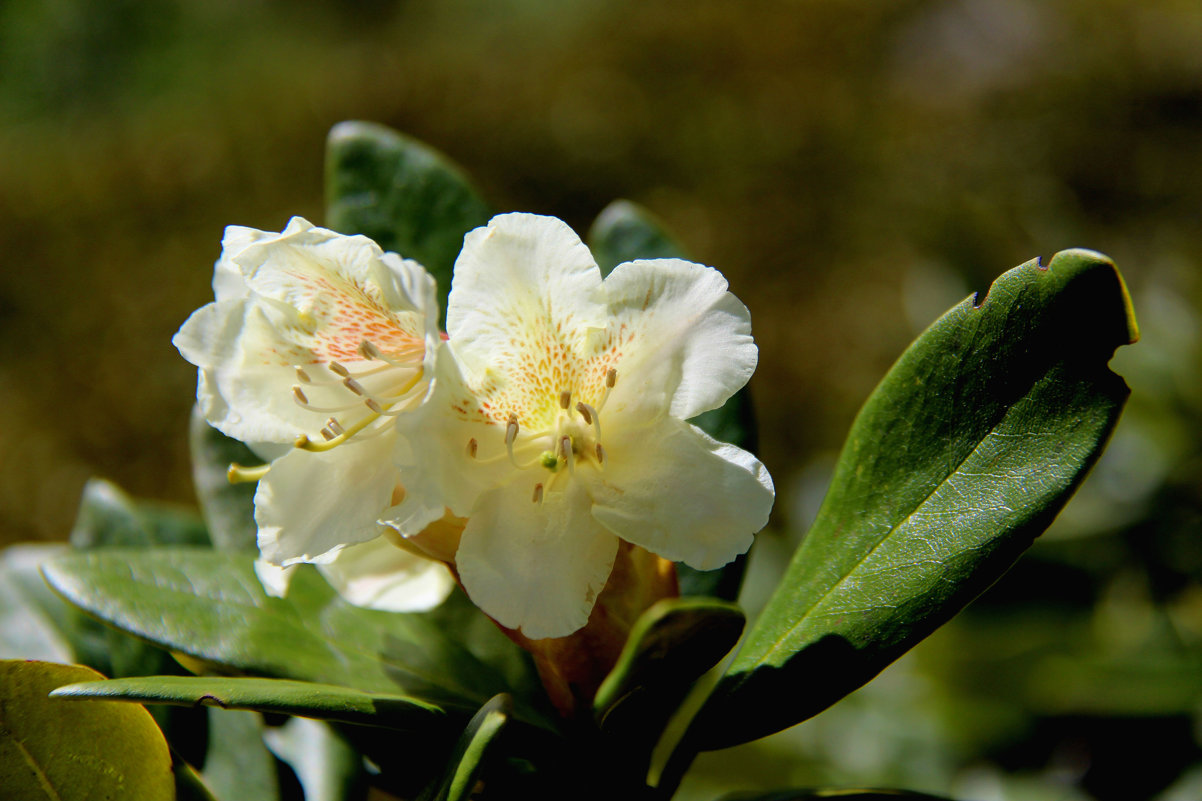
xmin=255 ymin=430 xmax=399 ymax=565
xmin=254 ymin=559 xmax=296 ymax=598
xmin=602 ymin=259 xmax=757 ymax=422
xmin=390 ymin=348 xmax=517 ymax=525
xmin=175 ymin=302 xmax=309 ymax=443
xmin=456 ymin=481 xmax=619 ymax=639
xmin=317 ymin=536 xmax=454 ymax=612
xmin=588 ymin=417 xmax=774 ymax=570
xmin=446 ymin=213 xmax=606 ymax=376
xmin=176 ymin=219 xmax=436 ymax=445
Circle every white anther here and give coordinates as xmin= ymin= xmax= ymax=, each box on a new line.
xmin=329 ymin=361 xmax=351 ymax=378
xmin=343 ymin=377 xmax=367 ymax=396
xmin=295 ymin=367 xmax=312 ymax=383
xmin=325 ymin=418 xmax=345 ymax=436
xmin=365 ymin=398 xmax=385 ymax=414
xmin=320 ymin=426 xmax=337 ymax=441
xmin=292 ymin=386 xmax=310 ymax=406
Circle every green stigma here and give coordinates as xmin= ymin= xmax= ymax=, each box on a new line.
xmin=539 ymin=451 xmax=560 ymax=471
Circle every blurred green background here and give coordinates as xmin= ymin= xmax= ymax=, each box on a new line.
xmin=2 ymin=1 xmax=1201 ymax=799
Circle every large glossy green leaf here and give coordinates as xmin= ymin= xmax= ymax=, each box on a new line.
xmin=694 ymin=249 xmax=1138 ymax=749
xmin=0 ymin=660 xmax=174 ymax=800
xmin=189 ymin=406 xmax=258 ymax=552
xmin=65 ymin=479 xmax=208 ymax=682
xmin=325 ymin=120 xmax=493 ymax=322
xmin=52 ymin=675 xmax=445 ymax=729
xmin=587 ymin=199 xmax=756 ymax=601
xmin=41 ymin=547 xmax=552 ymax=728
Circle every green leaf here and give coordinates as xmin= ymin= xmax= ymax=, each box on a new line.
xmin=325 ymin=120 xmax=494 ymax=323
xmin=0 ymin=660 xmax=174 ymax=800
xmin=587 ymin=199 xmax=690 ymax=275
xmin=694 ymin=250 xmax=1138 ymax=749
xmin=428 ymin=694 xmax=511 ymax=801
xmin=65 ymin=480 xmax=208 ymax=681
xmin=41 ymin=547 xmax=552 ymax=728
xmin=586 ymin=199 xmax=756 ymax=600
xmin=263 ymin=717 xmax=364 ymax=801
xmin=52 ymin=675 xmax=444 ymax=730
xmin=189 ymin=406 xmax=258 ymax=552
xmin=201 ymin=709 xmax=280 ymax=801
xmin=173 ymin=755 xmax=223 ymax=801
xmin=595 ymin=598 xmax=744 ymax=732
xmin=70 ymin=477 xmax=209 ymax=550
xmin=0 ymin=545 xmax=74 ymax=662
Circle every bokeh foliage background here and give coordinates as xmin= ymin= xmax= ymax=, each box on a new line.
xmin=1 ymin=1 xmax=1201 ymax=799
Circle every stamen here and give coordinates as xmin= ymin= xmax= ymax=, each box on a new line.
xmin=228 ymin=462 xmax=271 ymax=483
xmin=320 ymin=426 xmax=338 ymax=441
xmin=295 ymin=367 xmax=312 ymax=383
xmin=295 ymin=408 xmax=383 ymax=452
xmin=597 ymin=368 xmax=619 ymax=412
xmin=329 ymin=361 xmax=351 ymax=378
xmin=467 ymin=438 xmax=478 ymax=458
xmin=576 ymin=401 xmax=602 ymax=442
xmin=359 ymin=338 xmax=424 ymax=368
xmin=325 ymin=418 xmax=345 ymax=436
xmin=561 ymin=435 xmax=575 ymax=474
xmin=532 ymin=483 xmax=544 ymax=504
xmin=292 ymin=386 xmax=310 ymax=405
xmin=595 ymin=442 xmax=605 ymax=465
xmin=559 ymin=390 xmax=571 ymax=409
xmin=343 ymin=377 xmax=367 ymax=396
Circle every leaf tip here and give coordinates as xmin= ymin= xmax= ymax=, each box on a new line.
xmin=1045 ymin=248 xmax=1140 ymax=346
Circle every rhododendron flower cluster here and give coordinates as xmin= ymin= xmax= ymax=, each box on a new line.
xmin=176 ymin=212 xmax=774 ymax=639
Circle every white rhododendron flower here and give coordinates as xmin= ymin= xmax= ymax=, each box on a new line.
xmin=174 ymin=217 xmax=453 ymax=608
xmin=389 ymin=213 xmax=774 ymax=639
